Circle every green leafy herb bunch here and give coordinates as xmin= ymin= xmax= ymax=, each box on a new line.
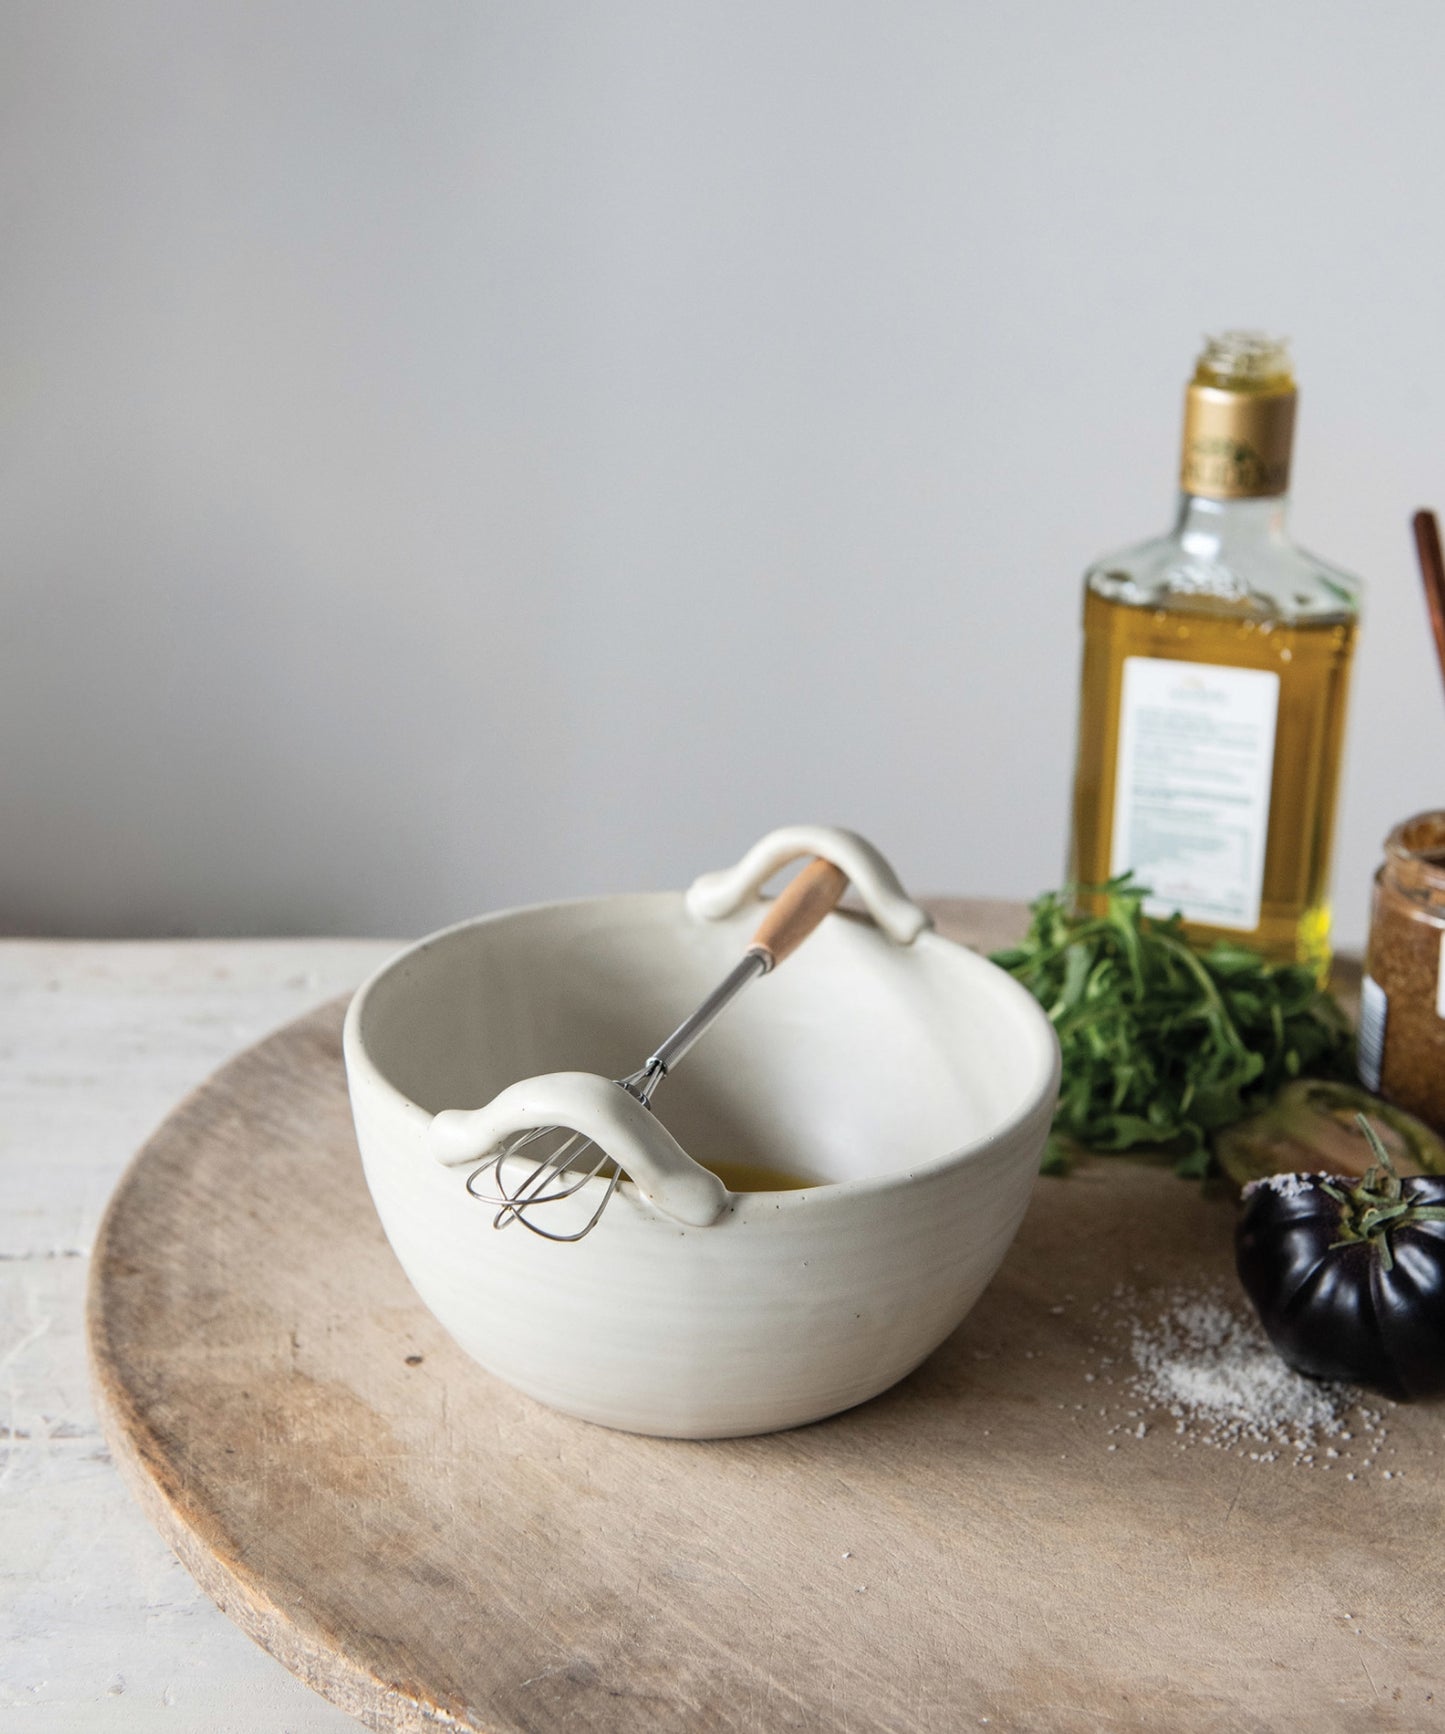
xmin=991 ymin=876 xmax=1353 ymax=1175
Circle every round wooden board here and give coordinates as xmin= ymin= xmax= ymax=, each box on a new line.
xmin=87 ymin=903 xmax=1445 ymax=1734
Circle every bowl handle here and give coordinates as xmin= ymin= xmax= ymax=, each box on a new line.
xmin=429 ymin=1072 xmax=730 ymax=1228
xmin=686 ymin=824 xmax=932 ymax=946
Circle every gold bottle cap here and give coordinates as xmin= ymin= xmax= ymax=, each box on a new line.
xmin=1180 ymin=331 xmax=1297 ymax=499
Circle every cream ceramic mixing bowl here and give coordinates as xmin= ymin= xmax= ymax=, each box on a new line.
xmin=343 ymin=828 xmax=1061 ymax=1439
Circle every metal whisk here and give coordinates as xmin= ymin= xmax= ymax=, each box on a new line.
xmin=465 ymin=858 xmax=847 ymax=1241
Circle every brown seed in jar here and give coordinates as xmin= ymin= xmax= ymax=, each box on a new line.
xmin=1365 ymin=811 xmax=1445 ymax=1134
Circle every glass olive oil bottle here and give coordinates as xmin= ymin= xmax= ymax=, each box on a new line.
xmin=1068 ymin=333 xmax=1359 ymax=977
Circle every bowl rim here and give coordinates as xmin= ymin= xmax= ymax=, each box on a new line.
xmin=343 ymin=890 xmax=1062 ymax=1204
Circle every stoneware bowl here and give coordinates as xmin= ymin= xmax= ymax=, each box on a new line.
xmin=343 ymin=826 xmax=1061 ymax=1439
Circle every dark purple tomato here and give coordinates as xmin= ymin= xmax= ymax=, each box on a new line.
xmin=1236 ymin=1165 xmax=1445 ymax=1401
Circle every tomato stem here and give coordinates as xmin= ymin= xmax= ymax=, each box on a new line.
xmin=1325 ymin=1115 xmax=1442 ymax=1271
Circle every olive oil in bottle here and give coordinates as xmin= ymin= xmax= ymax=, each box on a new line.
xmin=1068 ymin=333 xmax=1359 ymax=977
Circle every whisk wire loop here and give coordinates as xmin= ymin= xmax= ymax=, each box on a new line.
xmin=465 ymin=1064 xmax=662 ymax=1240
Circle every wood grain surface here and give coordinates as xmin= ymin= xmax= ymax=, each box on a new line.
xmin=86 ymin=906 xmax=1445 ymax=1734
xmin=2 ymin=937 xmax=386 ymax=1731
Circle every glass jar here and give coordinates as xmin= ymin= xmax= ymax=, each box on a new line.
xmin=1360 ymin=812 xmax=1445 ymax=1132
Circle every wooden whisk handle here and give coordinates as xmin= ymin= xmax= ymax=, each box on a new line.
xmin=747 ymin=858 xmax=848 ymax=970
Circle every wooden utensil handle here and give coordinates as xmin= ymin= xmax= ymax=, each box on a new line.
xmin=747 ymin=858 xmax=848 ymax=970
xmin=1413 ymin=509 xmax=1445 ymax=703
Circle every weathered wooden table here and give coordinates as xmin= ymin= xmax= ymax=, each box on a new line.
xmin=0 ymin=937 xmax=390 ymax=1731
xmin=11 ymin=911 xmax=1443 ymax=1732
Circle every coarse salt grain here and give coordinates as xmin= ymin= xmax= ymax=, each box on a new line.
xmin=1244 ymin=1171 xmax=1324 ymax=1201
xmin=1094 ymin=1283 xmax=1392 ymax=1469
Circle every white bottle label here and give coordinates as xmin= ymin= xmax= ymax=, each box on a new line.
xmin=1110 ymin=656 xmax=1280 ymax=931
xmin=1359 ymin=974 xmax=1388 ymax=1091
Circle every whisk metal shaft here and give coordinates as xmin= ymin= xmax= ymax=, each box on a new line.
xmin=647 ymin=950 xmax=767 ymax=1072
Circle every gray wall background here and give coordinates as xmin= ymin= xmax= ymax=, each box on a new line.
xmin=4 ymin=1 xmax=1442 ymax=946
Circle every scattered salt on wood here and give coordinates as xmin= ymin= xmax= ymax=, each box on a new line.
xmin=1090 ymin=1283 xmax=1392 ymax=1471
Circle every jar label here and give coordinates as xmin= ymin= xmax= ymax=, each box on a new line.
xmin=1110 ymin=656 xmax=1280 ymax=930
xmin=1358 ymin=974 xmax=1388 ymax=1092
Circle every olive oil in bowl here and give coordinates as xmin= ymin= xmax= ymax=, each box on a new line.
xmin=703 ymin=1157 xmax=819 ymax=1193
xmin=581 ymin=1154 xmax=819 ymax=1193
